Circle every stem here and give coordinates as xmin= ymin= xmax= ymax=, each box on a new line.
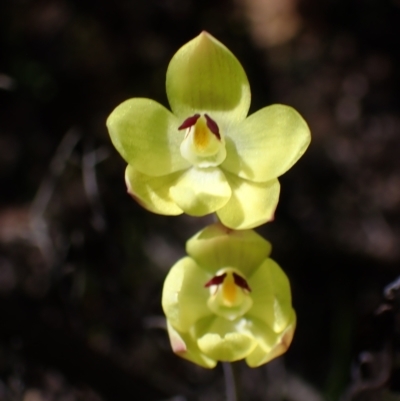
xmin=223 ymin=362 xmax=239 ymax=401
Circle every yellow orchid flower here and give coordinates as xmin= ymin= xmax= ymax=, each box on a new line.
xmin=162 ymin=223 xmax=296 ymax=368
xmin=107 ymin=32 xmax=310 ymax=229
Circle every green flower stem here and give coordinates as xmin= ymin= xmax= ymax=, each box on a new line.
xmin=223 ymin=362 xmax=239 ymax=401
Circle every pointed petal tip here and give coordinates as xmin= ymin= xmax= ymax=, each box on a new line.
xmin=198 ymin=30 xmax=213 ymax=40
xmin=171 ymin=337 xmax=187 ymax=354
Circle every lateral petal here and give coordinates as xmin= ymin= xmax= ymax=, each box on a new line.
xmin=166 ymin=321 xmax=217 ymax=368
xmin=222 ymin=105 xmax=311 ymax=182
xmin=107 ymin=98 xmax=190 ymax=176
xmin=162 ymin=257 xmax=212 ymax=332
xmin=217 ymin=173 xmax=280 ymax=230
xmin=246 ymin=313 xmax=296 ymax=367
xmin=247 ymin=259 xmax=293 ymax=333
xmin=125 ymin=165 xmax=183 ymax=215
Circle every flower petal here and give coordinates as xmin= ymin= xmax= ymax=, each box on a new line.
xmin=247 ymin=259 xmax=293 ymax=333
xmin=198 ymin=332 xmax=256 ymax=362
xmin=125 ymin=165 xmax=183 ymax=215
xmin=166 ymin=32 xmax=251 ymax=128
xmin=195 ymin=316 xmax=257 ymax=362
xmin=245 ymin=313 xmax=296 ymax=367
xmin=222 ymin=105 xmax=311 ymax=182
xmin=169 ymin=167 xmax=231 ymax=216
xmin=217 ymin=173 xmax=280 ymax=230
xmin=162 ymin=257 xmax=212 ymax=332
xmin=166 ymin=321 xmax=217 ymax=368
xmin=246 ymin=317 xmax=277 ymax=345
xmin=186 ymin=223 xmax=271 ymax=276
xmin=107 ymin=98 xmax=190 ymax=176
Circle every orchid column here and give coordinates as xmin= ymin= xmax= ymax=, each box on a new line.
xmin=106 ymin=32 xmax=310 ymax=367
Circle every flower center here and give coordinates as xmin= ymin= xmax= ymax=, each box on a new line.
xmin=178 ymin=114 xmax=227 ymax=168
xmin=204 ymin=268 xmax=253 ymax=321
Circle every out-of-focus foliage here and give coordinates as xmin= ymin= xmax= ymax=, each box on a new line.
xmin=0 ymin=0 xmax=399 ymax=400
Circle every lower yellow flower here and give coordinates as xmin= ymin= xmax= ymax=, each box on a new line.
xmin=162 ymin=223 xmax=296 ymax=368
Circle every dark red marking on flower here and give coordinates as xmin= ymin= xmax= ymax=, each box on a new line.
xmin=204 ymin=273 xmax=227 ymax=288
xmin=178 ymin=114 xmax=201 ymax=130
xmin=204 ymin=114 xmax=221 ymax=140
xmin=233 ymin=273 xmax=251 ymax=292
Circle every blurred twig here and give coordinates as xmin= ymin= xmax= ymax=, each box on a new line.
xmin=82 ymin=140 xmax=109 ymax=232
xmin=339 ymin=347 xmax=392 ymax=401
xmin=384 ymin=276 xmax=400 ymax=301
xmin=29 ymin=128 xmax=81 ymax=265
xmin=339 ymin=276 xmax=400 ymax=401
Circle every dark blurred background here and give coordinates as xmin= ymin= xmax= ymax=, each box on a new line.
xmin=0 ymin=0 xmax=400 ymax=400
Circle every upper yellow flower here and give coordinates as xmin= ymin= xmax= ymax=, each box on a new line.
xmin=107 ymin=32 xmax=310 ymax=229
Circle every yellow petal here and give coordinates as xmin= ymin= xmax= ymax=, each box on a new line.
xmin=247 ymin=258 xmax=293 ymax=332
xmin=186 ymin=223 xmax=271 ymax=277
xmin=162 ymin=257 xmax=212 ymax=332
xmin=246 ymin=313 xmax=296 ymax=367
xmin=166 ymin=321 xmax=217 ymax=368
xmin=198 ymin=332 xmax=256 ymax=362
xmin=170 ymin=167 xmax=231 ymax=216
xmin=107 ymin=98 xmax=190 ymax=176
xmin=222 ymin=104 xmax=311 ymax=182
xmin=125 ymin=165 xmax=183 ymax=215
xmin=166 ymin=32 xmax=251 ymax=129
xmin=217 ymin=172 xmax=280 ymax=230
